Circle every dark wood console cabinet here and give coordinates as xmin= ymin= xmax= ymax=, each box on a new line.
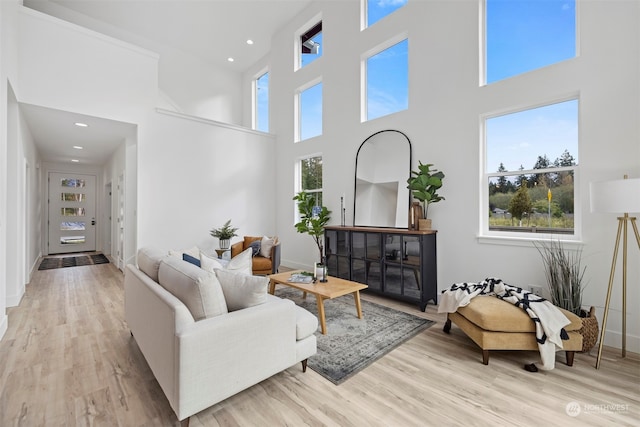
xmin=324 ymin=226 xmax=437 ymax=311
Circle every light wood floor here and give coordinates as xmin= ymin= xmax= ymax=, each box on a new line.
xmin=1 ymin=260 xmax=638 ymax=426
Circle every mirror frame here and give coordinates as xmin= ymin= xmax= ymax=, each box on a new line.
xmin=353 ymin=129 xmax=412 ymax=228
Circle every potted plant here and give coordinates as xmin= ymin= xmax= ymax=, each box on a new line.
xmin=406 ymin=161 xmax=445 ymax=230
xmin=210 ymin=219 xmax=239 ymax=250
xmin=293 ymin=191 xmax=331 ymax=281
xmin=534 ymin=239 xmax=598 ymax=352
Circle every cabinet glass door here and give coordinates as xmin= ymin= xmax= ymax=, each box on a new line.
xmin=383 ymin=234 xmax=421 ymax=297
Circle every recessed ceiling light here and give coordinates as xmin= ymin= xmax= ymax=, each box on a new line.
xmin=227 ymin=57 xmax=234 ymax=62
xmin=246 ymin=39 xmax=254 ymax=45
xmin=71 ymin=159 xmax=79 ymax=163
xmin=74 ymin=122 xmax=88 ymax=127
xmin=73 ymin=145 xmax=84 ymax=150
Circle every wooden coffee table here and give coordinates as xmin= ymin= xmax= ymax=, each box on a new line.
xmin=268 ymin=270 xmax=368 ymax=335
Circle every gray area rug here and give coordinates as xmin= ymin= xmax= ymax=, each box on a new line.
xmin=275 ymin=288 xmax=435 ymax=384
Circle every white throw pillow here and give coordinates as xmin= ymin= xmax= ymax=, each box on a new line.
xmin=227 ymin=247 xmax=252 ymax=275
xmin=158 ymin=256 xmax=228 ymax=321
xmin=200 ymin=251 xmax=224 ymax=272
xmin=259 ymin=236 xmax=277 ymax=258
xmin=215 ymin=269 xmax=268 ymax=311
xmin=137 ymin=247 xmax=167 ymax=282
xmin=168 ymin=246 xmax=200 ymax=259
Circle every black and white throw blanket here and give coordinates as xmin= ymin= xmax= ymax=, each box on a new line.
xmin=438 ymin=278 xmax=571 ymax=370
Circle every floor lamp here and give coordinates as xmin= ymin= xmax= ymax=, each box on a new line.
xmin=589 ymin=175 xmax=640 ymax=369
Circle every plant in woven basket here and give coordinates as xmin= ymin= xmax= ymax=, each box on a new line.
xmin=534 ymin=239 xmax=597 ymax=352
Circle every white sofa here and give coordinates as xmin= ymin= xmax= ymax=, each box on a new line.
xmin=124 ymin=248 xmax=318 ymax=426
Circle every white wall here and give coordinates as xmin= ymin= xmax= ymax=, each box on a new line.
xmin=21 ymin=0 xmax=244 ymax=125
xmin=137 ymin=110 xmax=277 ymax=254
xmin=246 ymin=0 xmax=640 ymax=351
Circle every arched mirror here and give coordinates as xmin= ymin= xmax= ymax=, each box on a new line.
xmin=354 ymin=130 xmax=412 ymax=228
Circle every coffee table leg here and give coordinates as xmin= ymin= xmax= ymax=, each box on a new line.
xmin=316 ymin=297 xmax=327 ymax=335
xmin=268 ymin=280 xmax=276 ymax=295
xmin=353 ymin=291 xmax=363 ymax=319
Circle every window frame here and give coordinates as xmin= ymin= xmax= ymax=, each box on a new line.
xmin=295 ymin=154 xmax=324 ymax=222
xmin=361 ymin=33 xmax=409 ymax=122
xmin=479 ymin=96 xmax=582 ymax=244
xmin=481 ymin=0 xmax=579 ymax=86
xmin=295 ymin=15 xmax=323 ymax=71
xmin=295 ymin=78 xmax=323 ymax=142
xmin=252 ymin=69 xmax=269 ymax=132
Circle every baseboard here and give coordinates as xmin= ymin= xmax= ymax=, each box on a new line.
xmin=602 ymin=330 xmax=640 ymax=354
xmin=6 ymin=287 xmax=25 ymax=307
xmin=0 ymin=314 xmax=7 ymax=341
xmin=280 ymin=259 xmax=313 ymax=272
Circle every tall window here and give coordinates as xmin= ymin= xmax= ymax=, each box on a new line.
xmin=365 ymin=38 xmax=408 ymax=121
xmin=485 ymin=0 xmax=576 ymax=84
xmin=299 ymin=156 xmax=323 ymax=208
xmin=254 ymin=71 xmax=269 ymax=132
xmin=365 ymin=0 xmax=407 ymax=28
xmin=298 ymin=21 xmax=322 ymax=69
xmin=484 ymin=99 xmax=579 ymax=236
xmin=297 ymin=81 xmax=323 ymax=141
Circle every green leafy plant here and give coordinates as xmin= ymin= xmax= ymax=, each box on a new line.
xmin=293 ymin=191 xmax=331 ymax=262
xmin=209 ymin=219 xmax=239 ymax=240
xmin=406 ymin=161 xmax=445 ymax=218
xmin=534 ymin=239 xmax=586 ymax=315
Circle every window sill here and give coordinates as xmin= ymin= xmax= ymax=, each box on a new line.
xmin=477 ymin=234 xmax=584 ymax=249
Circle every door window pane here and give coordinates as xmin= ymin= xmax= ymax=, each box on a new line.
xmin=61 ymin=193 xmax=85 ymax=202
xmin=60 ymin=236 xmax=86 ymax=245
xmin=61 ymin=221 xmax=86 ymax=231
xmin=61 ymin=207 xmax=86 ymax=216
xmin=61 ymin=178 xmax=86 ymax=188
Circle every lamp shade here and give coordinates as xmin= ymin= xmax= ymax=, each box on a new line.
xmin=590 ymin=177 xmax=640 ymax=213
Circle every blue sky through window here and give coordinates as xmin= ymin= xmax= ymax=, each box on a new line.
xmin=256 ymin=72 xmax=269 ymax=132
xmin=367 ymin=0 xmax=408 ymax=27
xmin=367 ymin=39 xmax=408 ymax=121
xmin=486 ymin=0 xmax=576 ymax=84
xmin=300 ymin=82 xmax=323 ymax=141
xmin=486 ymin=99 xmax=578 ymax=173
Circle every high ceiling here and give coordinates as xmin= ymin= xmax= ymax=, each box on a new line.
xmin=25 ymin=0 xmax=312 ymax=71
xmin=21 ymin=0 xmax=313 ymax=165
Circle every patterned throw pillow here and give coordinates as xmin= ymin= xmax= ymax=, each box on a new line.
xmin=248 ymin=240 xmax=261 ymax=257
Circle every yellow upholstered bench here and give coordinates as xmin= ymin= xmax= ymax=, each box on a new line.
xmin=443 ymin=296 xmax=583 ymax=365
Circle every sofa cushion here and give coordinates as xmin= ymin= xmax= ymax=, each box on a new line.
xmin=251 ymin=255 xmax=272 ymax=273
xmin=137 ymin=247 xmax=167 ymax=282
xmin=168 ymin=246 xmax=200 ymax=259
xmin=158 ymin=256 xmax=228 ymax=321
xmin=294 ymin=305 xmax=318 ymax=340
xmin=226 ymin=247 xmax=252 ymax=275
xmin=215 ymin=269 xmax=268 ymax=311
xmin=259 ymin=236 xmax=277 ymax=258
xmin=199 ymin=251 xmax=225 ymax=272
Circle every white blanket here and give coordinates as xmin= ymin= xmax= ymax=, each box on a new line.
xmin=439 ymin=278 xmax=571 ymax=370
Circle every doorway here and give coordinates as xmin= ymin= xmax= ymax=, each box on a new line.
xmin=47 ymin=172 xmax=97 ymax=254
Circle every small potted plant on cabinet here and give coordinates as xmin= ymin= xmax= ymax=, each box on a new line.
xmin=406 ymin=161 xmax=445 ymax=230
xmin=210 ymin=219 xmax=239 ymax=250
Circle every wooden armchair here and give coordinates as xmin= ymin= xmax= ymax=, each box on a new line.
xmin=231 ymin=236 xmax=281 ymax=275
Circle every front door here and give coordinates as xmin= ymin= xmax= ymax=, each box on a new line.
xmin=48 ymin=172 xmax=97 ymax=254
